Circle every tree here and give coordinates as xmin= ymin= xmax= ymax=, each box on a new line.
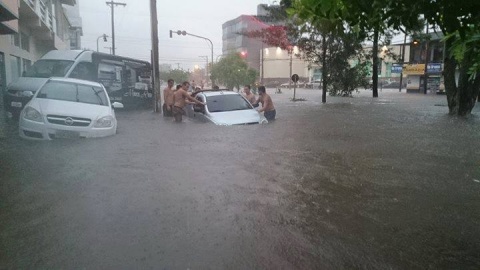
xmin=159 ymin=69 xmax=189 ymax=85
xmin=291 ymin=0 xmax=480 ymax=115
xmin=291 ymin=0 xmax=399 ymax=98
xmin=211 ymin=53 xmax=258 ymax=91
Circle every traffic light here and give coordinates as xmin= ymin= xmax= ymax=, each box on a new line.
xmin=240 ymin=51 xmax=247 ymax=58
xmin=103 ymin=34 xmax=108 ymax=42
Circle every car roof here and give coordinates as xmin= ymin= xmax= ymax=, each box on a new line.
xmin=47 ymin=77 xmax=104 ymax=87
xmin=41 ymin=50 xmax=86 ymax=61
xmin=192 ymin=89 xmax=239 ymax=97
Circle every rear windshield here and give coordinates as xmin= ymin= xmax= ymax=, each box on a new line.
xmin=37 ymin=81 xmax=109 ymax=106
xmin=206 ymin=94 xmax=253 ymax=112
xmin=24 ymin=60 xmax=74 ymax=78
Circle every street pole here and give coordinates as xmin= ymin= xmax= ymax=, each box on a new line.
xmin=423 ymin=23 xmax=429 ymax=94
xmin=150 ymin=0 xmax=160 ymax=113
xmin=106 ymin=1 xmax=126 ymax=56
xmin=97 ymin=34 xmax=108 ymax=52
xmin=399 ymin=33 xmax=406 ymax=92
xmin=170 ymin=30 xmax=213 ymax=87
xmin=288 ymin=47 xmax=293 ymax=89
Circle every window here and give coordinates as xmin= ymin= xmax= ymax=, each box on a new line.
xmin=23 ymin=60 xmax=74 ymax=78
xmin=206 ymin=94 xmax=252 ymax=112
xmin=20 ymin=33 xmax=30 ymax=52
xmin=10 ymin=55 xmax=21 ymax=81
xmin=11 ymin=33 xmax=19 ymax=47
xmin=37 ymin=81 xmax=108 ymax=106
xmin=69 ymin=62 xmax=96 ymax=81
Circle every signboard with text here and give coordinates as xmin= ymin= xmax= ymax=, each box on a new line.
xmin=391 ymin=64 xmax=403 ymax=73
xmin=427 ymin=63 xmax=442 ymax=74
xmin=403 ymin=64 xmax=425 ymax=75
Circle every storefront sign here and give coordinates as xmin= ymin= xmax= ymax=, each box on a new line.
xmin=403 ymin=64 xmax=425 ymax=75
xmin=391 ymin=64 xmax=403 ymax=73
xmin=427 ymin=63 xmax=442 ymax=74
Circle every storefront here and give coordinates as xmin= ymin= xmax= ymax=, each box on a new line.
xmin=404 ymin=63 xmax=444 ymax=94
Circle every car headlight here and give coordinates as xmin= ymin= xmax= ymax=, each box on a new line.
xmin=23 ymin=106 xmax=43 ymax=122
xmin=94 ymin=116 xmax=114 ymax=128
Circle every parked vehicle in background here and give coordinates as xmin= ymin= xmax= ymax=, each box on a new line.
xmin=19 ymin=78 xmax=122 ymax=140
xmin=305 ymin=80 xmax=321 ymax=89
xmin=4 ymin=50 xmax=152 ymax=118
xmin=185 ymin=89 xmax=261 ymax=125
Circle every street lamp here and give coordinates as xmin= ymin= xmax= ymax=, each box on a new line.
xmin=170 ymin=30 xmax=214 ymax=86
xmin=97 ymin=34 xmax=108 ymax=52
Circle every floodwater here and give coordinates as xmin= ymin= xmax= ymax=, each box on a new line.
xmin=1 ymin=88 xmax=480 ymax=269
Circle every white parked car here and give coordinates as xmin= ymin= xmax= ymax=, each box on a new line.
xmin=19 ymin=78 xmax=123 ymax=140
xmin=185 ymin=90 xmax=261 ymax=125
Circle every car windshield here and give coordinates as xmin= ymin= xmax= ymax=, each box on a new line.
xmin=23 ymin=60 xmax=74 ymax=78
xmin=37 ymin=81 xmax=109 ymax=106
xmin=206 ymin=94 xmax=253 ymax=112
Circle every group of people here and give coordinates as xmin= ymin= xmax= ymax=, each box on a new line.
xmin=162 ymin=79 xmax=204 ymax=122
xmin=161 ymin=79 xmax=276 ymax=122
xmin=243 ymin=85 xmax=276 ymax=121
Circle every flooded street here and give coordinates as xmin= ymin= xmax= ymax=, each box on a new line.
xmin=1 ymin=88 xmax=480 ymax=269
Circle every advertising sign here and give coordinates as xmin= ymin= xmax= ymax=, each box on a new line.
xmin=403 ymin=64 xmax=425 ymax=75
xmin=391 ymin=64 xmax=403 ymax=73
xmin=427 ymin=63 xmax=442 ymax=74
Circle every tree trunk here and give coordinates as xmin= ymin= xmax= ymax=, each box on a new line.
xmin=444 ymin=37 xmax=480 ymax=116
xmin=444 ymin=37 xmax=458 ymax=114
xmin=457 ymin=48 xmax=480 ymax=116
xmin=372 ymin=27 xmax=379 ymax=98
xmin=321 ymin=34 xmax=327 ymax=103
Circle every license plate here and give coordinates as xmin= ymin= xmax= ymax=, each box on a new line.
xmin=55 ymin=130 xmax=80 ymax=139
xmin=110 ymin=97 xmax=122 ymax=101
xmin=11 ymin=101 xmax=22 ymax=108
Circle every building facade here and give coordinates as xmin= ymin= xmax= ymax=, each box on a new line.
xmin=0 ymin=0 xmax=81 ymax=93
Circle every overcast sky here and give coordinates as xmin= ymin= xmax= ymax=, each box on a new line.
xmin=80 ymin=0 xmax=273 ymax=70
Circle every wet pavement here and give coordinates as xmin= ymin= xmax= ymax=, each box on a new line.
xmin=1 ymin=88 xmax=480 ymax=269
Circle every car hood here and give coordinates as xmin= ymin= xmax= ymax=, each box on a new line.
xmin=8 ymin=77 xmax=48 ymax=92
xmin=208 ymin=109 xmax=261 ymax=125
xmin=33 ymin=99 xmax=113 ymax=120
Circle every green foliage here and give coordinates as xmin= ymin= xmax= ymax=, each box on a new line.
xmin=210 ymin=53 xmax=258 ymax=91
xmin=298 ymin=27 xmax=369 ymax=97
xmin=160 ymin=69 xmax=189 ymax=85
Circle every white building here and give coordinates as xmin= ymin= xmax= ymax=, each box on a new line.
xmin=0 ymin=0 xmax=82 ymax=93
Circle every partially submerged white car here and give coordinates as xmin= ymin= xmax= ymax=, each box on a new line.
xmin=19 ymin=78 xmax=123 ymax=140
xmin=186 ymin=90 xmax=261 ymax=125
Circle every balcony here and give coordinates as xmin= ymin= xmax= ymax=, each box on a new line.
xmin=19 ymin=0 xmax=55 ymax=39
xmin=0 ymin=1 xmax=18 ymax=22
xmin=60 ymin=0 xmax=76 ymax=6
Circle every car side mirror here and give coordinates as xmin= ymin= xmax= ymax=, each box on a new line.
xmin=112 ymin=102 xmax=124 ymax=109
xmin=193 ymin=105 xmax=204 ymax=113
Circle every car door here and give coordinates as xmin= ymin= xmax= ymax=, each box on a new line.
xmin=191 ymin=95 xmax=208 ymax=122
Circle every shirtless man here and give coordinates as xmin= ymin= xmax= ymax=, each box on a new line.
xmin=162 ymin=79 xmax=175 ymax=117
xmin=172 ymin=81 xmax=205 ymax=122
xmin=242 ymin=85 xmax=256 ymax=104
xmin=253 ymin=86 xmax=276 ymax=121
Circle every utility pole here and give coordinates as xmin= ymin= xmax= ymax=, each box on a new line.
xmin=150 ymin=0 xmax=160 ymax=113
xmin=106 ymin=1 xmax=126 ymax=56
